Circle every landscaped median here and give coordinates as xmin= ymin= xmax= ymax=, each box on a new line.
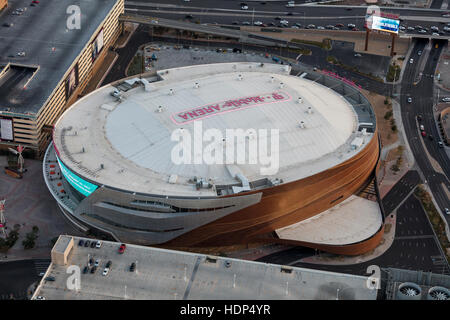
xmin=291 ymin=38 xmax=332 ymax=50
xmin=414 ymin=185 xmax=450 ymax=263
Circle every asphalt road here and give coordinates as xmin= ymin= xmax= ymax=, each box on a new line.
xmin=125 ymin=1 xmax=450 ymax=35
xmin=399 ymin=38 xmax=450 ymax=226
xmin=259 ymin=194 xmax=450 ymax=277
xmin=382 ymin=170 xmax=421 ymax=215
xmin=0 ymin=259 xmax=47 ymax=300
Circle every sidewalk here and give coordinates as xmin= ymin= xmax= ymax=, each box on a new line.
xmin=0 ymin=156 xmax=82 ymax=262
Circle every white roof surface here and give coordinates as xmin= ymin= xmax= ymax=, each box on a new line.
xmin=53 ymin=63 xmax=373 ymax=197
xmin=275 ymin=195 xmax=383 ymax=245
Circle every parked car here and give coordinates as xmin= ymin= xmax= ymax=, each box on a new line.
xmin=347 ymin=23 xmax=356 ymax=29
xmin=428 ymin=134 xmax=434 ymax=141
xmin=130 ymin=262 xmax=136 ymax=272
xmin=88 ymin=258 xmax=94 ymax=267
xmin=421 ymin=131 xmax=426 ymax=137
xmin=44 ymin=276 xmax=55 ymax=281
xmin=90 ymin=266 xmax=97 ymax=274
xmin=118 ymin=243 xmax=126 ymax=254
xmin=102 ymin=268 xmax=110 ymax=276
xmin=272 ymin=56 xmax=280 ymax=62
xmin=106 ymin=260 xmax=112 ymax=268
xmin=253 ymin=21 xmax=263 ymax=26
xmin=407 ymin=97 xmax=412 ymax=103
xmin=78 ymin=240 xmax=84 ymax=246
xmin=96 ymin=241 xmax=102 ymax=248
xmin=84 ymin=240 xmax=90 ymax=247
xmin=409 ymin=58 xmax=414 ymax=64
xmin=354 ymin=53 xmax=362 ymax=57
xmin=418 ymin=50 xmax=422 ymax=56
xmin=442 ymin=97 xmax=450 ymax=102
xmin=445 ymin=208 xmax=449 ymax=215
xmin=420 ymin=124 xmax=425 ymax=131
xmin=94 ymin=259 xmax=100 ymax=267
xmin=90 ymin=241 xmax=96 ymax=248
xmin=438 ymin=141 xmax=444 ymax=148
xmin=35 ymin=296 xmax=45 ymax=300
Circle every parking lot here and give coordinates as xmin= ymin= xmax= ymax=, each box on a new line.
xmin=34 ymin=236 xmax=377 ymax=300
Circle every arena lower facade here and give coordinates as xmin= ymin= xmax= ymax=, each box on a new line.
xmin=44 ymin=62 xmax=383 ymax=255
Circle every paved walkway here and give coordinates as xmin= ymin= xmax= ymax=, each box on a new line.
xmin=0 ymin=156 xmax=82 ymax=262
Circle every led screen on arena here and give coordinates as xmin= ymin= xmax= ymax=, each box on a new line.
xmin=56 ymin=156 xmax=98 ymax=196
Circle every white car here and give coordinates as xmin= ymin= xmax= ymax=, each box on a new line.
xmin=420 ymin=124 xmax=425 ymax=131
xmin=241 ymin=5 xmax=248 ymax=10
xmin=432 ymin=32 xmax=440 ymax=36
xmin=102 ymin=268 xmax=110 ymax=276
xmin=409 ymin=58 xmax=414 ymax=64
xmin=407 ymin=97 xmax=412 ymax=103
xmin=96 ymin=240 xmax=102 ymax=248
xmin=317 ymin=26 xmax=325 ymax=30
xmin=442 ymin=97 xmax=450 ymax=102
xmin=445 ymin=208 xmax=449 ymax=215
xmin=35 ymin=296 xmax=45 ymax=300
xmin=253 ymin=21 xmax=263 ymax=26
xmin=17 ymin=51 xmax=25 ymax=57
xmin=280 ymin=19 xmax=289 ymax=25
xmin=347 ymin=23 xmax=356 ymax=28
xmin=94 ymin=259 xmax=100 ymax=267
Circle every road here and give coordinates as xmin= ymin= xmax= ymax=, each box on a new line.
xmin=125 ymin=1 xmax=450 ymax=35
xmin=400 ymin=38 xmax=450 ymax=226
xmin=259 ymin=193 xmax=450 ymax=277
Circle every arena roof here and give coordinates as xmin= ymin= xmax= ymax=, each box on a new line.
xmin=32 ymin=235 xmax=378 ymax=300
xmin=0 ymin=0 xmax=118 ymax=115
xmin=53 ymin=62 xmax=374 ymax=197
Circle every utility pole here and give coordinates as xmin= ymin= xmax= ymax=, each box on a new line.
xmin=0 ymin=200 xmax=6 ymax=238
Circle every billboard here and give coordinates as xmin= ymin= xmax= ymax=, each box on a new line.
xmin=56 ymin=156 xmax=98 ymax=197
xmin=0 ymin=117 xmax=14 ymax=141
xmin=371 ymin=15 xmax=399 ymax=34
xmin=65 ymin=63 xmax=79 ymax=100
xmin=91 ymin=28 xmax=104 ymax=61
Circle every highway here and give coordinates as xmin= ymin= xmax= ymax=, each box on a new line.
xmin=125 ymin=1 xmax=450 ymax=35
xmin=400 ymin=38 xmax=450 ymax=226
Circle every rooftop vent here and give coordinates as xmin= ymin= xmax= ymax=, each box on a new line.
xmin=299 ymin=121 xmax=306 ymax=129
xmin=297 ymin=97 xmax=303 ymax=104
xmin=279 ymin=82 xmax=284 ymax=89
xmin=237 ymin=74 xmax=243 ymax=81
xmin=270 ymin=76 xmax=274 ymax=83
xmin=100 ymin=164 xmax=104 ymax=170
xmin=307 ymin=106 xmax=313 ymax=114
xmin=397 ymin=282 xmax=422 ymax=300
xmin=427 ymin=286 xmax=450 ymax=300
xmin=157 ymin=106 xmax=163 ymax=113
xmin=169 ymin=89 xmax=174 ymax=95
xmin=194 ymin=82 xmax=200 ymax=89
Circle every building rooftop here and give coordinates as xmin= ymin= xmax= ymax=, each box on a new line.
xmin=53 ymin=62 xmax=374 ymax=197
xmin=0 ymin=0 xmax=117 ymax=115
xmin=32 ymin=235 xmax=378 ymax=300
xmin=276 ymin=195 xmax=383 ymax=245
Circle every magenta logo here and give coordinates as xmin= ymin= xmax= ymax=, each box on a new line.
xmin=171 ymin=91 xmax=291 ymax=124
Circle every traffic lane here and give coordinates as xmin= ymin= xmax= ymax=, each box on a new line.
xmin=395 ymin=194 xmax=434 ymax=237
xmin=293 ymin=236 xmax=449 ymax=276
xmin=0 ymin=260 xmax=39 ymax=299
xmin=255 ymin=246 xmax=316 ymax=265
xmin=125 ymin=1 xmax=449 ymax=18
xmin=125 ymin=4 xmax=450 ymax=32
xmin=382 ymin=170 xmax=421 ymax=215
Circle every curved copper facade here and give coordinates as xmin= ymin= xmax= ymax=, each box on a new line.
xmin=166 ymin=130 xmax=381 ymax=254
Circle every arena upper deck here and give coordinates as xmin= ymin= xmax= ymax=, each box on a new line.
xmin=53 ymin=62 xmax=374 ymax=197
